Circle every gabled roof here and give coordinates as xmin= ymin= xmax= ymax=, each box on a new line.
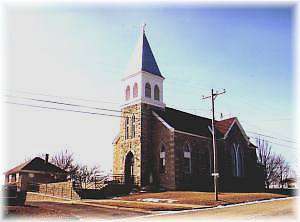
xmin=154 ymin=107 xmax=223 ymax=138
xmin=124 ymin=29 xmax=162 ymax=78
xmin=5 ymin=157 xmax=66 ymax=175
xmin=215 ymin=117 xmax=236 ymax=135
xmin=249 ymin=142 xmax=257 ymax=148
xmin=216 ymin=117 xmax=249 ymax=143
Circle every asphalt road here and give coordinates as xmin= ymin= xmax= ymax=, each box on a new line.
xmin=5 ymin=201 xmax=147 ymax=220
xmin=5 ymin=198 xmax=297 ymax=221
xmin=129 ymin=198 xmax=297 ymax=222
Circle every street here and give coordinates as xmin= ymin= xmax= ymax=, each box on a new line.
xmin=4 ymin=197 xmax=297 ymax=221
xmin=128 ymin=197 xmax=297 ymax=221
xmin=4 ymin=201 xmax=147 ymax=220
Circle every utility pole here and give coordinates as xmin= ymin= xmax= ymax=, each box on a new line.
xmin=202 ymin=88 xmax=226 ymax=201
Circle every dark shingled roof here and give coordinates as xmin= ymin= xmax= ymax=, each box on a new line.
xmin=5 ymin=157 xmax=66 ymax=175
xmin=155 ymin=107 xmax=223 ymax=138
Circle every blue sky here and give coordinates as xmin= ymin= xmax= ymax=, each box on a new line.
xmin=3 ymin=4 xmax=296 ymax=175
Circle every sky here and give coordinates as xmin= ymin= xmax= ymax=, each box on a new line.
xmin=1 ymin=3 xmax=296 ymax=177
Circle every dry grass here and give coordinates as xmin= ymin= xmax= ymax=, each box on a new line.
xmin=117 ymin=191 xmax=288 ymax=206
xmin=86 ymin=200 xmax=194 ymax=211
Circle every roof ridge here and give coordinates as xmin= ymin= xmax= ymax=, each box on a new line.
xmin=216 ymin=117 xmax=237 ymax=122
xmin=165 ymin=106 xmax=212 ymax=121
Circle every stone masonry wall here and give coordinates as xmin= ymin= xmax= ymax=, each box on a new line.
xmin=174 ymin=132 xmax=213 ymax=190
xmin=113 ymin=103 xmax=142 ymax=185
xmin=37 ymin=181 xmax=80 ymax=200
xmin=151 ymin=114 xmax=175 ymax=190
xmin=222 ymin=124 xmax=264 ymax=192
xmin=113 ymin=103 xmax=165 ymax=187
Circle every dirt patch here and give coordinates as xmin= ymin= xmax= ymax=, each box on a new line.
xmin=4 ymin=204 xmax=74 ymax=219
xmin=3 ymin=201 xmax=147 ymax=219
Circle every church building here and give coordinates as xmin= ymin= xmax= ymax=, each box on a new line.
xmin=113 ymin=27 xmax=264 ymax=192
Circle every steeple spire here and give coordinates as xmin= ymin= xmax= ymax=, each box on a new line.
xmin=124 ymin=25 xmax=162 ymax=78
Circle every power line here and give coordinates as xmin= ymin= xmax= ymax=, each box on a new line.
xmin=249 ymin=136 xmax=297 ymax=151
xmin=5 ymin=99 xmax=150 ymax=120
xmin=246 ymin=131 xmax=296 ymax=144
xmin=3 ymin=89 xmax=120 ymax=105
xmin=6 ymin=94 xmax=296 ymax=149
xmin=240 ymin=120 xmax=295 ymax=141
xmin=6 ymin=95 xmax=123 ymax=114
xmin=6 ymin=93 xmax=218 ymax=118
xmin=6 ymin=101 xmax=123 ymax=118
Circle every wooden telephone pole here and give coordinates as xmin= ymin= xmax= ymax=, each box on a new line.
xmin=202 ymin=89 xmax=226 ymax=201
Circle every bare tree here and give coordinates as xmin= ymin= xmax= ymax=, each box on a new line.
xmin=256 ymin=138 xmax=294 ymax=190
xmin=256 ymin=138 xmax=279 ymax=189
xmin=276 ymin=155 xmax=291 ymax=189
xmin=74 ymin=164 xmax=103 ymax=188
xmin=50 ymin=149 xmax=78 ymax=178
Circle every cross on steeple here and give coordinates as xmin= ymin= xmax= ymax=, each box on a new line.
xmin=142 ymin=23 xmax=146 ymax=33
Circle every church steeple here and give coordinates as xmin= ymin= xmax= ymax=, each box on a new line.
xmin=121 ymin=25 xmax=165 ymax=109
xmin=124 ymin=24 xmax=163 ymax=78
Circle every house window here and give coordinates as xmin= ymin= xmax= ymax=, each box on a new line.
xmin=125 ymin=117 xmax=130 ymax=139
xmin=16 ymin=173 xmax=19 ymax=182
xmin=232 ymin=143 xmax=243 ymax=177
xmin=160 ymin=145 xmax=166 ymax=173
xmin=9 ymin=175 xmax=12 ymax=183
xmin=125 ymin=86 xmax=130 ymax=101
xmin=183 ymin=143 xmax=191 ymax=174
xmin=133 ymin=83 xmax=138 ymax=98
xmin=131 ymin=114 xmax=136 ymax=138
xmin=145 ymin=83 xmax=151 ymax=98
xmin=154 ymin=85 xmax=160 ymax=101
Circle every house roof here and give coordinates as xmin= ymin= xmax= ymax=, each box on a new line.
xmin=5 ymin=157 xmax=66 ymax=175
xmin=124 ymin=28 xmax=162 ymax=78
xmin=249 ymin=142 xmax=257 ymax=148
xmin=154 ymin=107 xmax=223 ymax=138
xmin=215 ymin=117 xmax=236 ymax=135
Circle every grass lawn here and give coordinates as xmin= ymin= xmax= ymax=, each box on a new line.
xmin=84 ymin=192 xmax=289 ymax=211
xmin=118 ymin=191 xmax=287 ymax=206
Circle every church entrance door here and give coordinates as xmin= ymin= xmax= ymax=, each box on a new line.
xmin=124 ymin=151 xmax=134 ymax=185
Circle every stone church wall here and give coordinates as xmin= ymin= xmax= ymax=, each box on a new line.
xmin=113 ymin=103 xmax=142 ymax=185
xmin=221 ymin=124 xmax=264 ymax=192
xmin=174 ymin=132 xmax=213 ymax=190
xmin=151 ymin=115 xmax=176 ymax=190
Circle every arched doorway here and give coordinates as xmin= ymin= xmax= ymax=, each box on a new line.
xmin=124 ymin=151 xmax=134 ymax=185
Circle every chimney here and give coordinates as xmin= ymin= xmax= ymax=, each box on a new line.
xmin=45 ymin=154 xmax=49 ymax=164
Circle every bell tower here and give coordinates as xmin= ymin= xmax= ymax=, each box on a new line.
xmin=113 ymin=25 xmax=165 ymax=187
xmin=121 ymin=24 xmax=165 ymax=109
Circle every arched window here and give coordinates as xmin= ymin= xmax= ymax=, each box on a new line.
xmin=145 ymin=83 xmax=151 ymax=98
xmin=232 ymin=143 xmax=243 ymax=177
xmin=160 ymin=145 xmax=166 ymax=173
xmin=183 ymin=143 xmax=191 ymax=174
xmin=125 ymin=86 xmax=130 ymax=101
xmin=154 ymin=85 xmax=160 ymax=101
xmin=133 ymin=83 xmax=138 ymax=98
xmin=125 ymin=117 xmax=130 ymax=140
xmin=131 ymin=114 xmax=136 ymax=138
